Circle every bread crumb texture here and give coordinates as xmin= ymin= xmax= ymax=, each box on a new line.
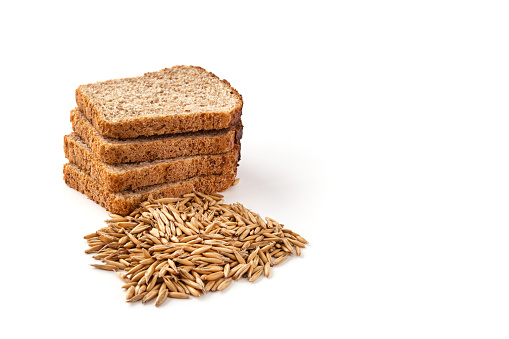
xmin=63 ymin=163 xmax=237 ymax=215
xmin=70 ymin=108 xmax=242 ymax=163
xmin=64 ymin=132 xmax=240 ymax=192
xmin=79 ymin=65 xmax=241 ymax=122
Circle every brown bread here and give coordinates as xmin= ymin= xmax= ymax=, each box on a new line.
xmin=64 ymin=133 xmax=240 ymax=192
xmin=70 ymin=108 xmax=242 ymax=164
xmin=76 ymin=65 xmax=243 ymax=138
xmin=63 ymin=163 xmax=237 ymax=215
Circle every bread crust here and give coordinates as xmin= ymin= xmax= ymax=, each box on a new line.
xmin=75 ymin=65 xmax=243 ymax=139
xmin=64 ymin=133 xmax=240 ymax=192
xmin=70 ymin=109 xmax=243 ymax=164
xmin=63 ymin=163 xmax=237 ymax=215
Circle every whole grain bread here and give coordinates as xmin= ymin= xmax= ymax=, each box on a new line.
xmin=70 ymin=109 xmax=243 ymax=164
xmin=76 ymin=65 xmax=243 ymax=138
xmin=63 ymin=163 xmax=237 ymax=215
xmin=64 ymin=133 xmax=240 ymax=192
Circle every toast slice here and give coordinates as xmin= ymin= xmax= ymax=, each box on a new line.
xmin=76 ymin=65 xmax=243 ymax=138
xmin=63 ymin=163 xmax=237 ymax=215
xmin=64 ymin=133 xmax=240 ymax=192
xmin=70 ymin=109 xmax=243 ymax=164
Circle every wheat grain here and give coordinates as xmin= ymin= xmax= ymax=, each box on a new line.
xmin=273 ymin=254 xmax=288 ymax=265
xmin=203 ymin=271 xmax=224 ymax=281
xmin=232 ymin=263 xmax=251 ymax=281
xmin=155 ymin=289 xmax=168 ymax=307
xmin=223 ymin=263 xmax=230 ymax=278
xmin=249 ymin=267 xmax=263 ymax=282
xmin=90 ymin=264 xmax=117 ymax=271
xmin=168 ymin=292 xmax=189 ymax=299
xmin=127 ymin=292 xmax=147 ymax=303
xmin=187 ymin=285 xmax=201 ymax=297
xmin=216 ymin=278 xmax=233 ymax=291
xmin=142 ymin=289 xmax=158 ymax=303
xmin=126 ymin=286 xmax=135 ymax=300
xmin=264 ymin=262 xmax=270 ymax=277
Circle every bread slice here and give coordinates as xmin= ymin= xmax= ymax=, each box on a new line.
xmin=63 ymin=163 xmax=237 ymax=215
xmin=70 ymin=108 xmax=243 ymax=164
xmin=76 ymin=65 xmax=243 ymax=139
xmin=64 ymin=133 xmax=240 ymax=192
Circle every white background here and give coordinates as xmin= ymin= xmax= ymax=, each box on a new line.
xmin=1 ymin=1 xmax=509 ymax=338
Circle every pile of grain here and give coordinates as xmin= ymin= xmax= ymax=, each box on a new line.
xmin=85 ymin=192 xmax=307 ymax=306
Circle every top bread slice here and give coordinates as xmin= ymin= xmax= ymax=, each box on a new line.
xmin=76 ymin=65 xmax=243 ymax=138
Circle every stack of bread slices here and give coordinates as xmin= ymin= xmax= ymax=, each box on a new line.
xmin=63 ymin=66 xmax=243 ymax=215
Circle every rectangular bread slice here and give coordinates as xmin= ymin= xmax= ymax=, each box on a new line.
xmin=63 ymin=163 xmax=237 ymax=215
xmin=76 ymin=65 xmax=243 ymax=138
xmin=64 ymin=133 xmax=240 ymax=192
xmin=71 ymin=108 xmax=243 ymax=164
